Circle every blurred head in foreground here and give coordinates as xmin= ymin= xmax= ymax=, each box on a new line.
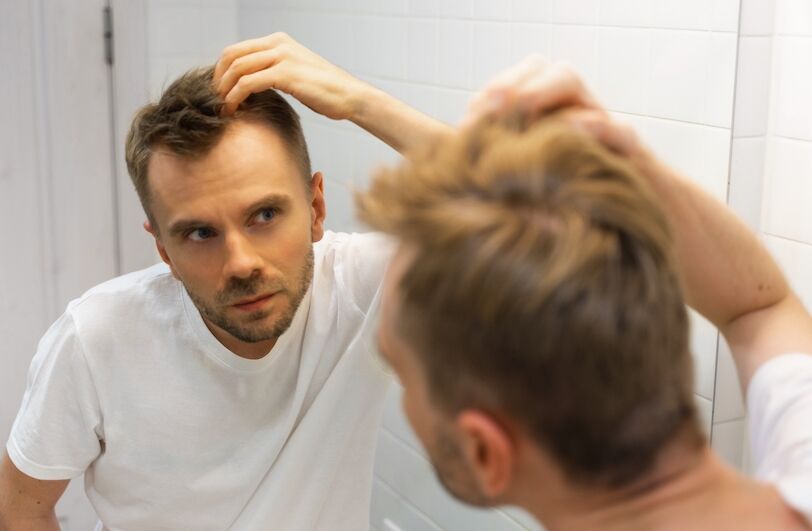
xmin=358 ymin=118 xmax=701 ymax=515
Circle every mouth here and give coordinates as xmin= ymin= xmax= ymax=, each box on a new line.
xmin=231 ymin=292 xmax=277 ymax=312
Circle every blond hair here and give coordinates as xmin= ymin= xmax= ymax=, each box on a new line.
xmin=357 ymin=119 xmax=701 ymax=487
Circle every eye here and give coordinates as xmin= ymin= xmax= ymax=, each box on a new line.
xmin=253 ymin=208 xmax=277 ymax=225
xmin=187 ymin=227 xmax=216 ymax=242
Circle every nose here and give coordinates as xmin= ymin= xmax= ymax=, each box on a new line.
xmin=222 ymin=231 xmax=263 ymax=280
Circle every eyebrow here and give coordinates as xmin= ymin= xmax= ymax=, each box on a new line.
xmin=167 ymin=193 xmax=293 ymax=238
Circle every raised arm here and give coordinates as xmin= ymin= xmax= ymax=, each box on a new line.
xmin=467 ymin=56 xmax=812 ymax=389
xmin=213 ymin=32 xmax=451 ymax=154
xmin=0 ymin=452 xmax=68 ymax=531
xmin=630 ymin=149 xmax=812 ymax=388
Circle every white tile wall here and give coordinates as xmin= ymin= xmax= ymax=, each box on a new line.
xmin=234 ymin=2 xmax=741 ymax=528
xmin=728 ymin=137 xmax=766 ymax=230
xmin=733 ymin=36 xmax=772 ymax=137
xmin=598 ymin=0 xmax=652 ymax=28
xmin=691 ymin=310 xmax=720 ymax=401
xmin=552 ymin=0 xmax=600 ymax=25
xmin=595 ymin=27 xmax=650 ymax=115
xmin=771 ymin=37 xmax=812 ymax=141
xmin=763 ymin=138 xmax=812 ymax=243
xmin=774 ymin=0 xmax=812 ymax=36
xmin=712 ymin=419 xmax=747 ymax=467
xmin=739 ymin=0 xmax=775 ymax=36
xmin=511 ymin=0 xmax=551 ymax=23
xmin=713 ymin=337 xmax=746 ymax=423
xmin=146 ymin=0 xmax=238 ymax=99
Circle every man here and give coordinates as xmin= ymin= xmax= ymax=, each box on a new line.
xmin=359 ymin=57 xmax=812 ymax=530
xmin=0 ymin=34 xmax=448 ymax=530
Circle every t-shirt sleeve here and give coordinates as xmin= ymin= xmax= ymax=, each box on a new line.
xmin=6 ymin=311 xmax=103 ymax=480
xmin=331 ymin=231 xmax=395 ymax=316
xmin=747 ymin=353 xmax=812 ymax=523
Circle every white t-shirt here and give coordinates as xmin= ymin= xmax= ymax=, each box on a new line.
xmin=7 ymin=231 xmax=394 ymax=531
xmin=748 ymin=353 xmax=812 ymax=523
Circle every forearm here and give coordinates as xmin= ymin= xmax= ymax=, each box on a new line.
xmin=349 ymin=85 xmax=453 ymax=154
xmin=634 ymin=148 xmax=791 ymax=330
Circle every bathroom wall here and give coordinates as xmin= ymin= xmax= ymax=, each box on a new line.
xmin=234 ymin=1 xmax=741 ymax=529
xmin=15 ymin=1 xmax=809 ymax=530
xmin=146 ymin=0 xmax=239 ymax=100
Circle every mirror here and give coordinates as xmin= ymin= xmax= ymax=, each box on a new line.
xmin=7 ymin=1 xmax=809 ymax=530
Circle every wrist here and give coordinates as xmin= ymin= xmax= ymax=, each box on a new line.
xmin=347 ymin=81 xmax=386 ymax=126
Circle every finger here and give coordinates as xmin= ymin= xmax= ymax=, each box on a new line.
xmin=460 ymin=56 xmax=545 ymax=128
xmin=462 ymin=56 xmax=551 ymax=127
xmin=495 ymin=65 xmax=598 ymax=125
xmin=213 ymin=32 xmax=290 ymax=84
xmin=222 ymin=68 xmax=286 ymax=115
xmin=217 ymin=48 xmax=283 ymax=99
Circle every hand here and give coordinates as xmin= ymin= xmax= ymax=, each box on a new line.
xmin=463 ymin=55 xmax=643 ymax=161
xmin=214 ymin=32 xmax=371 ymax=118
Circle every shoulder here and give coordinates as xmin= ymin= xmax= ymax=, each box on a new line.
xmin=60 ymin=263 xmax=179 ymax=343
xmin=68 ymin=263 xmax=174 ymax=311
xmin=315 ymin=230 xmax=394 ymax=261
xmin=314 ymin=231 xmax=395 ymax=314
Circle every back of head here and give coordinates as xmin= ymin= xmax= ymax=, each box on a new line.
xmin=357 ymin=118 xmax=702 ymax=488
xmin=125 ymin=66 xmax=311 ymax=225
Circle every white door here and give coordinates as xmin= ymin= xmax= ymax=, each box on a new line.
xmin=1 ymin=0 xmax=123 ymax=528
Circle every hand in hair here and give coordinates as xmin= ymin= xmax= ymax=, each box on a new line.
xmin=213 ymin=32 xmax=451 ymax=153
xmin=463 ymin=55 xmax=642 ymax=160
xmin=214 ymin=32 xmax=368 ymax=118
xmin=468 ymin=56 xmax=812 ymax=389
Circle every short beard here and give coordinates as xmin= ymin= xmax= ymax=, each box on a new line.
xmin=187 ymin=247 xmax=314 ymax=343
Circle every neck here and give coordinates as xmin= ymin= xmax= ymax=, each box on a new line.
xmin=519 ymin=443 xmax=738 ymax=531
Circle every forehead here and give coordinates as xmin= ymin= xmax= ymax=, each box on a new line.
xmin=147 ymin=121 xmax=306 ymax=224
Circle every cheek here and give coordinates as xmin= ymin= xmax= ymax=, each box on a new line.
xmin=168 ymin=250 xmax=220 ymax=295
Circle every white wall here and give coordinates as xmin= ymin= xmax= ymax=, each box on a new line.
xmin=235 ymin=1 xmax=741 ymax=529
xmin=146 ymin=0 xmax=239 ymax=100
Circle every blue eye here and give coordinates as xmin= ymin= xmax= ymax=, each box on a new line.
xmin=188 ymin=227 xmax=215 ymax=241
xmin=253 ymin=208 xmax=277 ymax=224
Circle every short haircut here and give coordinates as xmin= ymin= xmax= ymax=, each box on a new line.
xmin=357 ymin=118 xmax=702 ymax=488
xmin=125 ymin=66 xmax=311 ymax=227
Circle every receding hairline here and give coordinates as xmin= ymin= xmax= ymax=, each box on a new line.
xmin=144 ymin=116 xmax=314 ymax=211
xmin=125 ymin=65 xmax=312 ymax=229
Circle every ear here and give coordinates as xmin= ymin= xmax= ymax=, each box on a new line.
xmin=455 ymin=409 xmax=515 ymax=498
xmin=309 ymin=171 xmax=326 ymax=242
xmin=144 ymin=220 xmax=180 ymax=280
